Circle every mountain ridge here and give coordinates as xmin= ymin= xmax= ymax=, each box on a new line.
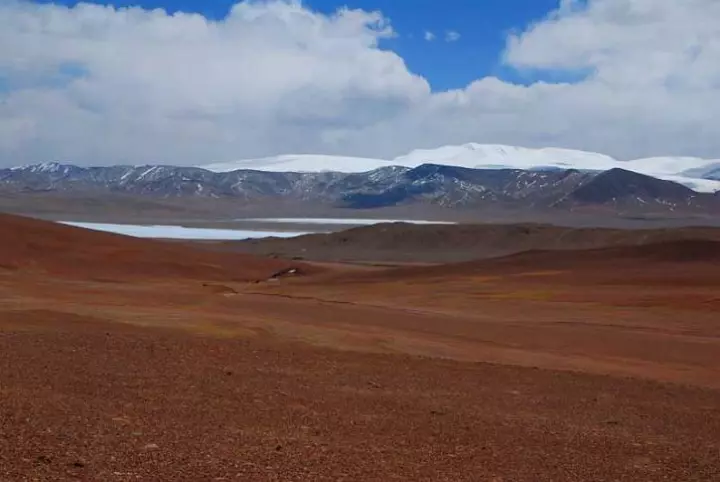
xmin=194 ymin=143 xmax=720 ymax=193
xmin=2 ymin=161 xmax=719 ymax=217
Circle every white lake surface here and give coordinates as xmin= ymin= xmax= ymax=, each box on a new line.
xmin=61 ymin=222 xmax=310 ymax=240
xmin=61 ymin=218 xmax=456 ymax=240
xmin=237 ymin=218 xmax=456 ymax=225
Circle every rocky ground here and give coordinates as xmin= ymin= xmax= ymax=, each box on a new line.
xmin=2 ymin=320 xmax=719 ymax=481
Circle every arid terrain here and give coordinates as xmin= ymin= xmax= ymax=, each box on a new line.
xmin=1 ymin=213 xmax=719 ymax=481
xmin=225 ymin=221 xmax=720 ymax=263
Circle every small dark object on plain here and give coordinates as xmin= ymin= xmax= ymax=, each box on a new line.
xmin=269 ymin=267 xmax=303 ymax=279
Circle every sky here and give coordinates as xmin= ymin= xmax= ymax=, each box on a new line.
xmin=2 ymin=0 xmax=720 ymax=167
xmin=31 ymin=0 xmax=562 ymax=91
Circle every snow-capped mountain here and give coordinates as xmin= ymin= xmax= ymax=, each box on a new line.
xmin=3 ymin=161 xmax=719 ymax=216
xmin=391 ymin=144 xmax=619 ymax=172
xmin=197 ymin=144 xmax=720 ymax=193
xmin=9 ymin=161 xmax=83 ymax=176
xmin=4 ymin=143 xmax=720 ymax=217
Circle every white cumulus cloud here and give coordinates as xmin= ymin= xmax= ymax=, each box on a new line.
xmin=1 ymin=0 xmax=720 ymax=167
xmin=424 ymin=31 xmax=435 ymax=41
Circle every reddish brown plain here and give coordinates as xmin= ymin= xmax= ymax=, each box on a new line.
xmin=1 ymin=213 xmax=719 ymax=481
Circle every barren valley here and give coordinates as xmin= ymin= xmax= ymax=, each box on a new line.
xmin=1 ymin=213 xmax=719 ymax=481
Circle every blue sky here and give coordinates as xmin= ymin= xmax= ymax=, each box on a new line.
xmin=5 ymin=1 xmax=720 ymax=166
xmin=32 ymin=0 xmax=561 ymax=91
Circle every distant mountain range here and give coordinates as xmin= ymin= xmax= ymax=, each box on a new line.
xmin=2 ymin=160 xmax=719 ymax=216
xmin=198 ymin=143 xmax=720 ymax=193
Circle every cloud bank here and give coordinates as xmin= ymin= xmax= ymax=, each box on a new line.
xmin=1 ymin=0 xmax=720 ymax=167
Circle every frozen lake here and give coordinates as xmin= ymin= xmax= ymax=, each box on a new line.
xmin=237 ymin=218 xmax=456 ymax=225
xmin=60 ymin=218 xmax=456 ymax=240
xmin=61 ymin=222 xmax=310 ymax=240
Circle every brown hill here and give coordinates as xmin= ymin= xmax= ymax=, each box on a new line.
xmin=226 ymin=222 xmax=720 ymax=264
xmin=319 ymin=239 xmax=720 ymax=291
xmin=452 ymin=238 xmax=720 ymax=272
xmin=0 ymin=212 xmax=303 ymax=281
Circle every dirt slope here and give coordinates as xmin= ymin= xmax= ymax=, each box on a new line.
xmin=245 ymin=239 xmax=720 ymax=389
xmin=0 ymin=212 xmax=305 ymax=281
xmin=224 ymin=222 xmax=720 ymax=264
xmin=334 ymin=238 xmax=720 ymax=283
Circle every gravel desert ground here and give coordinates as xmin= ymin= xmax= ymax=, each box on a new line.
xmin=1 ymin=213 xmax=719 ymax=481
